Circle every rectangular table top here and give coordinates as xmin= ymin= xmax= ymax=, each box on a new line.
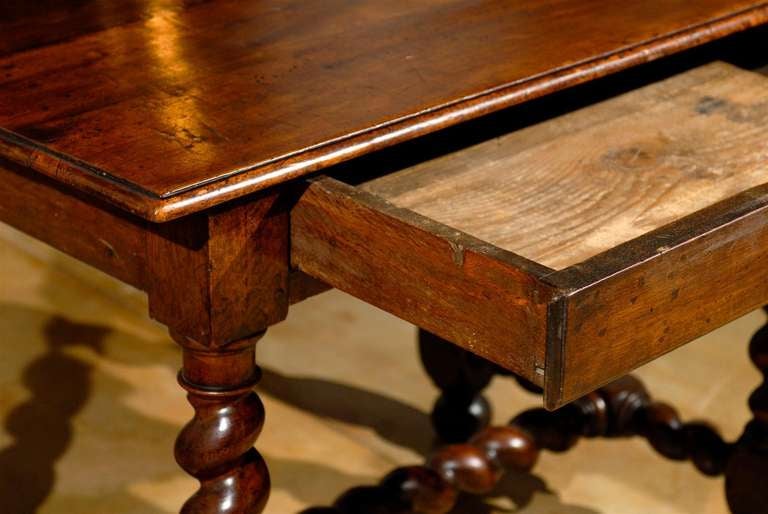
xmin=1 ymin=0 xmax=767 ymax=220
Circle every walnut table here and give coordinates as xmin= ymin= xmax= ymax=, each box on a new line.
xmin=1 ymin=2 xmax=768 ymax=513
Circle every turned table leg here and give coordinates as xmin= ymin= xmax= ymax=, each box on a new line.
xmin=419 ymin=330 xmax=497 ymax=442
xmin=419 ymin=329 xmax=542 ymax=442
xmin=173 ymin=331 xmax=270 ymax=514
xmin=726 ymin=307 xmax=768 ymax=514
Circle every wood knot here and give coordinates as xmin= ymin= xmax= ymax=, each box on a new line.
xmin=602 ymin=146 xmax=658 ymax=172
xmin=696 ymin=95 xmax=728 ymax=115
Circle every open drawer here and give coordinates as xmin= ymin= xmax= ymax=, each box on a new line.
xmin=291 ymin=62 xmax=768 ymax=409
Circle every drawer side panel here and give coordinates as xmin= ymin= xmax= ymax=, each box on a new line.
xmin=292 ymin=178 xmax=553 ymax=384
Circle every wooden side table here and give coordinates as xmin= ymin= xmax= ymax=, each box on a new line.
xmin=1 ymin=2 xmax=768 ymax=513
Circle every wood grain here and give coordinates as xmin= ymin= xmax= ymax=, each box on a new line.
xmin=288 ymin=270 xmax=330 ymax=305
xmin=362 ymin=62 xmax=768 ymax=270
xmin=0 ymin=1 xmax=766 ymax=220
xmin=0 ymin=155 xmax=321 ymax=311
xmin=291 ymin=178 xmax=556 ymax=385
xmin=549 ymin=185 xmax=768 ymax=407
xmin=147 ymin=192 xmax=290 ymax=346
xmin=0 ymin=157 xmax=148 ymax=289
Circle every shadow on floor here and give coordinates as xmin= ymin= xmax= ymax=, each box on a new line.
xmin=0 ymin=304 xmax=601 ymax=514
xmin=0 ymin=302 xmax=398 ymax=513
xmin=0 ymin=305 xmax=175 ymax=514
xmin=293 ymin=465 xmax=601 ymax=513
xmin=261 ymin=368 xmax=435 ymax=456
xmin=261 ymin=368 xmax=600 ymax=513
xmin=0 ymin=316 xmax=108 ymax=513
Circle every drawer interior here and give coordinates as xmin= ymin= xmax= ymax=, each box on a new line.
xmin=358 ymin=62 xmax=767 ymax=271
xmin=292 ymin=32 xmax=768 ymax=408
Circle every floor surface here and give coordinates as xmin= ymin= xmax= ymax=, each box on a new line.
xmin=0 ymin=224 xmax=762 ymax=513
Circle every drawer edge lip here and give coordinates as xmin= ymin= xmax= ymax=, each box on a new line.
xmin=547 ymin=182 xmax=768 ymax=293
xmin=307 ymin=176 xmax=559 ymax=280
xmin=543 ymin=294 xmax=569 ymax=410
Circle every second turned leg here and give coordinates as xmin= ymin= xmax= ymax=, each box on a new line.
xmin=419 ymin=330 xmax=498 ymax=443
xmin=173 ymin=332 xmax=270 ymax=514
xmin=726 ymin=307 xmax=768 ymax=514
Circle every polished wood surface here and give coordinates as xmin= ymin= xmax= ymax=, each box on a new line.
xmin=293 ymin=62 xmax=768 ymax=407
xmin=173 ymin=331 xmax=270 ymax=514
xmin=361 ymin=62 xmax=768 ymax=270
xmin=308 ymin=424 xmax=540 ymax=513
xmin=0 ymin=155 xmax=317 ymax=321
xmin=147 ymin=192 xmax=291 ymax=346
xmin=2 ymin=5 xmax=768 ymax=512
xmin=419 ymin=330 xmax=541 ymax=444
xmin=1 ymin=1 xmax=767 ymax=220
xmin=556 ymin=186 xmax=768 ymax=404
xmin=418 ymin=331 xmax=731 ymax=479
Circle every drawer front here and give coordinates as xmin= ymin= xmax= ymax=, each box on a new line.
xmin=553 ymin=188 xmax=768 ymax=406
